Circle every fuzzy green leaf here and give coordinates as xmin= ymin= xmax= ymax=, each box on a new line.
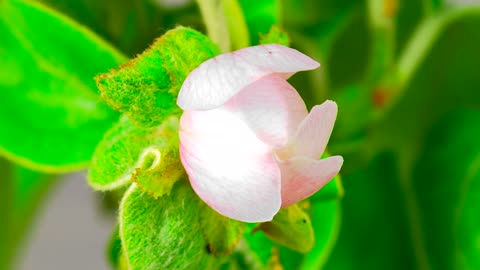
xmin=88 ymin=116 xmax=181 ymax=194
xmin=119 ymin=181 xmax=222 ymax=270
xmin=96 ymin=26 xmax=220 ymax=127
xmin=0 ymin=0 xmax=125 ymax=172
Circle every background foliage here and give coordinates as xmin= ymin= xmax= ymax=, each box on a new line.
xmin=1 ymin=0 xmax=480 ymax=269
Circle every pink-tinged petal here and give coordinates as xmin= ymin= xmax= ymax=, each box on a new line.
xmin=179 ymin=108 xmax=282 ymax=222
xmin=224 ymin=74 xmax=307 ymax=147
xmin=177 ymin=44 xmax=320 ymax=110
xmin=278 ymin=156 xmax=343 ymax=207
xmin=284 ymin=100 xmax=338 ymax=159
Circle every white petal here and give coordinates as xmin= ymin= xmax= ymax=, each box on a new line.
xmin=177 ymin=44 xmax=320 ymax=110
xmin=224 ymin=74 xmax=307 ymax=147
xmin=278 ymin=156 xmax=343 ymax=207
xmin=287 ymin=100 xmax=338 ymax=159
xmin=179 ymin=108 xmax=282 ymax=222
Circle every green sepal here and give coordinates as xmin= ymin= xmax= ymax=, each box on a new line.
xmin=260 ymin=26 xmax=291 ymax=47
xmin=255 ymin=204 xmax=314 ymax=254
xmin=96 ymin=26 xmax=220 ymax=127
xmin=88 ymin=116 xmax=181 ymax=194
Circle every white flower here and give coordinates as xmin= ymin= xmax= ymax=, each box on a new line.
xmin=177 ymin=44 xmax=343 ymax=222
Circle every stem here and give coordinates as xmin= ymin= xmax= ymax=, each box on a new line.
xmin=366 ymin=0 xmax=396 ymax=87
xmin=196 ymin=0 xmax=231 ymax=52
xmin=387 ymin=7 xmax=480 ymax=113
xmin=196 ymin=0 xmax=250 ymax=52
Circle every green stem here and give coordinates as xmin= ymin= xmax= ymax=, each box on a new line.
xmin=366 ymin=0 xmax=396 ymax=87
xmin=196 ymin=0 xmax=250 ymax=52
xmin=385 ymin=7 xmax=480 ymax=114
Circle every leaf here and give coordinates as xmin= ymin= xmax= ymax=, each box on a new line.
xmin=88 ymin=116 xmax=182 ymax=195
xmin=324 ymin=153 xmax=414 ymax=269
xmin=412 ymin=109 xmax=480 ymax=269
xmin=96 ymin=26 xmax=220 ymax=127
xmin=39 ymin=0 xmax=205 ymax=55
xmin=119 ymin=181 xmax=223 ymax=270
xmin=0 ymin=0 xmax=125 ymax=172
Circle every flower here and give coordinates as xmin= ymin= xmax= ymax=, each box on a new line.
xmin=176 ymin=44 xmax=343 ymax=222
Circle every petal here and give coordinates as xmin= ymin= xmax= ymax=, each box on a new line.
xmin=179 ymin=108 xmax=282 ymax=222
xmin=278 ymin=156 xmax=343 ymax=207
xmin=284 ymin=100 xmax=338 ymax=159
xmin=177 ymin=44 xmax=320 ymax=110
xmin=224 ymin=74 xmax=307 ymax=147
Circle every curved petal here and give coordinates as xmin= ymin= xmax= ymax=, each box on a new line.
xmin=284 ymin=100 xmax=338 ymax=159
xmin=177 ymin=44 xmax=320 ymax=110
xmin=179 ymin=108 xmax=282 ymax=222
xmin=278 ymin=155 xmax=343 ymax=207
xmin=224 ymin=74 xmax=307 ymax=147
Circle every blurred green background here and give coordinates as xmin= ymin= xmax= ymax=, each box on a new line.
xmin=1 ymin=0 xmax=480 ymax=269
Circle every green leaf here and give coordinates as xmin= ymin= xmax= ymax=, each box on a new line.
xmin=88 ymin=116 xmax=182 ymax=195
xmin=324 ymin=153 xmax=414 ymax=269
xmin=39 ymin=0 xmax=205 ymax=56
xmin=412 ymin=109 xmax=480 ymax=269
xmin=0 ymin=0 xmax=125 ymax=172
xmin=119 ymin=181 xmax=223 ymax=270
xmin=96 ymin=26 xmax=220 ymax=127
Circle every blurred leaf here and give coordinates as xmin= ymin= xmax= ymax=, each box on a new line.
xmin=39 ymin=0 xmax=203 ymax=55
xmin=370 ymin=7 xmax=480 ymax=165
xmin=0 ymin=0 xmax=125 ymax=172
xmin=412 ymin=109 xmax=480 ymax=269
xmin=326 ymin=9 xmax=480 ymax=269
xmin=96 ymin=27 xmax=219 ymax=127
xmin=107 ymin=226 xmax=123 ymax=269
xmin=88 ymin=116 xmax=181 ymax=195
xmin=324 ymin=153 xmax=414 ymax=269
xmin=239 ymin=0 xmax=280 ymax=45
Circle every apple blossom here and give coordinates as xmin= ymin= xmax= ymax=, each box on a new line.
xmin=177 ymin=44 xmax=343 ymax=222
